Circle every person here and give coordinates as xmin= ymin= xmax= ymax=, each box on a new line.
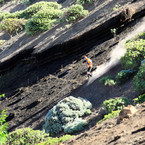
xmin=83 ymin=56 xmax=93 ymax=78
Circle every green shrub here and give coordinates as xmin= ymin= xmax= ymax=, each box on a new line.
xmin=97 ymin=110 xmax=121 ymax=124
xmin=37 ymin=135 xmax=73 ymax=145
xmin=102 ymin=97 xmax=129 ymax=114
xmin=0 ymin=12 xmax=11 ymax=21
xmin=0 ymin=110 xmax=8 ymax=144
xmin=133 ymin=63 xmax=145 ymax=93
xmin=25 ymin=9 xmax=63 ymax=35
xmin=99 ymin=76 xmax=116 ymax=86
xmin=64 ymin=118 xmax=87 ymax=134
xmin=20 ymin=1 xmax=62 ymax=19
xmin=120 ymin=38 xmax=145 ymax=70
xmin=43 ymin=96 xmax=92 ymax=136
xmin=64 ymin=4 xmax=88 ymax=23
xmin=104 ymin=79 xmax=116 ymax=86
xmin=0 ymin=11 xmax=23 ymax=21
xmin=0 ymin=18 xmax=27 ymax=36
xmin=133 ymin=94 xmax=145 ymax=105
xmin=99 ymin=76 xmax=112 ymax=83
xmin=0 ymin=2 xmax=61 ymax=21
xmin=115 ymin=69 xmax=136 ymax=85
xmin=6 ymin=128 xmax=49 ymax=145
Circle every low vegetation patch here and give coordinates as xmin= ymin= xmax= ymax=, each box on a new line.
xmin=102 ymin=97 xmax=129 ymax=114
xmin=25 ymin=9 xmax=63 ymax=35
xmin=5 ymin=127 xmax=73 ymax=145
xmin=43 ymin=96 xmax=92 ymax=136
xmin=0 ymin=110 xmax=8 ymax=144
xmin=64 ymin=4 xmax=88 ymax=23
xmin=0 ymin=18 xmax=27 ymax=36
xmin=115 ymin=69 xmax=136 ymax=85
xmin=133 ymin=63 xmax=145 ymax=94
xmin=99 ymin=76 xmax=116 ymax=86
xmin=0 ymin=2 xmax=88 ymax=35
xmin=97 ymin=110 xmax=121 ymax=124
xmin=20 ymin=1 xmax=62 ymax=19
xmin=6 ymin=128 xmax=49 ymax=145
xmin=37 ymin=134 xmax=73 ymax=145
xmin=133 ymin=94 xmax=145 ymax=105
xmin=120 ymin=33 xmax=145 ymax=70
xmin=0 ymin=11 xmax=23 ymax=21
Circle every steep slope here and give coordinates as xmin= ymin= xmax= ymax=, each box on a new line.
xmin=0 ymin=0 xmax=145 ymax=136
xmin=64 ymin=103 xmax=145 ymax=145
xmin=0 ymin=0 xmax=144 ymax=72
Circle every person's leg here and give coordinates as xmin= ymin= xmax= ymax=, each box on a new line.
xmin=88 ymin=67 xmax=92 ymax=76
xmin=87 ymin=67 xmax=92 ymax=78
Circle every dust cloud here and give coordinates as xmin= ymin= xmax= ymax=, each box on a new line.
xmin=88 ymin=17 xmax=145 ymax=84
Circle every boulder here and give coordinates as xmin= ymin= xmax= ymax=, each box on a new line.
xmin=117 ymin=105 xmax=137 ymax=124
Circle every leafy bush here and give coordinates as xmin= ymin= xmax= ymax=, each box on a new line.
xmin=133 ymin=94 xmax=145 ymax=105
xmin=0 ymin=2 xmax=61 ymax=20
xmin=25 ymin=9 xmax=63 ymax=35
xmin=64 ymin=4 xmax=88 ymax=23
xmin=102 ymin=97 xmax=129 ymax=114
xmin=0 ymin=11 xmax=23 ymax=21
xmin=133 ymin=63 xmax=145 ymax=94
xmin=6 ymin=128 xmax=49 ymax=145
xmin=99 ymin=76 xmax=116 ymax=86
xmin=115 ymin=69 xmax=136 ymax=85
xmin=0 ymin=110 xmax=8 ymax=144
xmin=104 ymin=79 xmax=116 ymax=86
xmin=37 ymin=134 xmax=73 ymax=145
xmin=64 ymin=118 xmax=87 ymax=134
xmin=97 ymin=110 xmax=121 ymax=124
xmin=20 ymin=1 xmax=62 ymax=19
xmin=43 ymin=96 xmax=92 ymax=135
xmin=120 ymin=38 xmax=145 ymax=70
xmin=0 ymin=18 xmax=27 ymax=36
xmin=0 ymin=2 xmax=89 ymax=35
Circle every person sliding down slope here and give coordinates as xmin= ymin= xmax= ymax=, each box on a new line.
xmin=83 ymin=56 xmax=93 ymax=79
